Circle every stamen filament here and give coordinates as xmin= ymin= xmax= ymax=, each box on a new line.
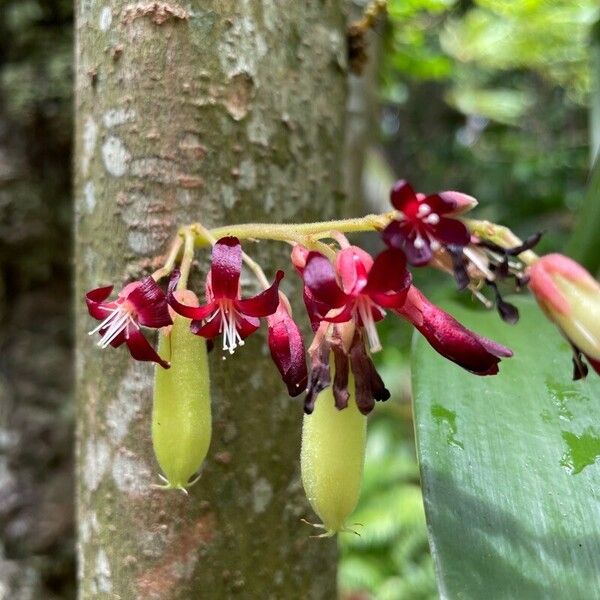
xmin=357 ymin=297 xmax=383 ymax=353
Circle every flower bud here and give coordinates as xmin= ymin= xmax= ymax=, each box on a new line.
xmin=529 ymin=254 xmax=600 ymax=362
xmin=267 ymin=300 xmax=308 ymax=397
xmin=437 ymin=190 xmax=478 ymax=216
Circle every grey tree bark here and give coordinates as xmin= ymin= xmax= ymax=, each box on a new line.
xmin=74 ymin=1 xmax=347 ymax=598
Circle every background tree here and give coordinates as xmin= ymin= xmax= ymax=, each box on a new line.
xmin=74 ymin=1 xmax=347 ymax=597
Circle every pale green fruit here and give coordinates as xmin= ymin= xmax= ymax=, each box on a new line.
xmin=152 ymin=314 xmax=211 ymax=490
xmin=301 ymin=371 xmax=367 ymax=535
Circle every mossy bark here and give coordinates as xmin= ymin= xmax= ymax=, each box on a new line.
xmin=74 ymin=1 xmax=346 ymax=598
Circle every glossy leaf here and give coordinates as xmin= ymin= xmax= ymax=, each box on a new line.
xmin=412 ymin=296 xmax=600 ymax=599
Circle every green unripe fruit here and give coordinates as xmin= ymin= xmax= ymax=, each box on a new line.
xmin=152 ymin=312 xmax=211 ymax=490
xmin=300 ymin=370 xmax=367 ymax=535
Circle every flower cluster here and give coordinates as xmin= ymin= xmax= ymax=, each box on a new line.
xmin=85 ymin=179 xmax=600 ymax=417
xmin=86 ymin=180 xmax=543 ymax=416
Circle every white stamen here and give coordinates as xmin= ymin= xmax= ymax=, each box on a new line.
xmin=357 ymin=297 xmax=383 ymax=354
xmin=417 ymin=203 xmax=431 ymax=217
xmin=463 ymin=246 xmax=495 ymax=280
xmin=430 ymin=239 xmax=441 ymax=252
xmin=219 ymin=302 xmax=244 ymax=355
xmin=424 ymin=213 xmax=440 ymax=225
xmin=88 ymin=304 xmax=137 ymax=348
xmin=413 ymin=235 xmax=425 ymax=249
xmin=88 ymin=307 xmax=118 ymax=335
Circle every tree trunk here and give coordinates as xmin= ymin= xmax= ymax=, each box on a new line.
xmin=74 ymin=1 xmax=347 ymax=598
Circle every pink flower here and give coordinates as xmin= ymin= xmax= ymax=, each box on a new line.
xmin=382 ymin=180 xmax=473 ymax=266
xmin=267 ymin=301 xmax=308 ymax=397
xmin=302 ymin=246 xmax=412 ymax=352
xmin=86 ymin=277 xmax=172 ymax=368
xmin=168 ymin=237 xmax=283 ymax=354
xmin=299 ymin=246 xmax=409 ymax=414
xmin=396 ymin=286 xmax=513 ymax=375
xmin=529 ymin=254 xmax=600 ymax=379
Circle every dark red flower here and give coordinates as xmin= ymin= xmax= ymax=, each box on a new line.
xmin=382 ymin=180 xmax=472 ymax=266
xmin=168 ymin=237 xmax=283 ymax=354
xmin=396 ymin=286 xmax=512 ymax=375
xmin=267 ymin=300 xmax=308 ymax=397
xmin=302 ymin=246 xmax=412 ymax=352
xmin=291 ymin=244 xmax=331 ymax=332
xmin=86 ymin=276 xmax=172 ymax=368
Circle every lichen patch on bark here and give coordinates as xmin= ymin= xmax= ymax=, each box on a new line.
xmin=121 ymin=2 xmax=189 ymax=26
xmin=223 ymin=72 xmax=254 ymax=121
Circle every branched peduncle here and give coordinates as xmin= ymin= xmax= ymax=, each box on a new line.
xmin=151 ymin=212 xmax=537 ymax=296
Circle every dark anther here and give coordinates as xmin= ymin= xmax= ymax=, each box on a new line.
xmin=487 ymin=280 xmax=519 ymax=325
xmin=490 ymin=257 xmax=510 ymax=279
xmin=571 ymin=345 xmax=589 ymax=381
xmin=505 ymin=232 xmax=544 ymax=256
xmin=476 ymin=231 xmax=543 ymax=259
xmin=446 ymin=244 xmax=470 ymax=291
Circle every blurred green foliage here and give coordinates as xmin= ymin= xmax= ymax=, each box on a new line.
xmin=340 ymin=1 xmax=598 ymax=598
xmin=379 ymin=0 xmax=597 ymax=245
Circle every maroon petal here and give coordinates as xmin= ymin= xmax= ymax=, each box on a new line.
xmin=390 ymin=180 xmax=418 ymax=213
xmin=322 ymin=303 xmax=355 ymax=324
xmin=382 ymin=220 xmax=432 ymax=267
xmin=234 ymin=271 xmax=284 ymax=317
xmin=167 ymin=269 xmax=218 ymax=321
xmin=331 ymin=343 xmax=350 ymax=409
xmin=86 ymin=285 xmax=115 ymax=319
xmin=424 ymin=193 xmax=461 ymax=216
xmin=363 ymin=248 xmax=412 ymax=308
xmin=190 ymin=313 xmax=223 ymax=339
xmin=431 ymin=217 xmax=470 ymax=246
xmin=397 ymin=287 xmax=512 ymax=375
xmin=127 ymin=276 xmax=172 ymax=328
xmin=305 ymin=342 xmax=331 ymax=414
xmin=585 ymin=354 xmax=600 ymax=376
xmin=303 ymin=252 xmax=348 ymax=309
xmin=381 ymin=220 xmax=408 ymax=250
xmin=349 ymin=336 xmax=390 ymax=415
xmin=125 ymin=327 xmax=170 ymax=368
xmin=108 ymin=330 xmax=126 ymax=348
xmin=267 ymin=306 xmax=308 ymax=397
xmin=236 ymin=314 xmax=260 ymax=339
xmin=169 ymin=294 xmax=217 ymax=321
xmin=210 ymin=237 xmax=242 ymax=299
xmin=302 ymin=288 xmax=327 ymax=332
xmin=404 ymin=235 xmax=433 ymax=267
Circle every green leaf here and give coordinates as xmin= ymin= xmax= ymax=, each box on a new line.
xmin=412 ymin=296 xmax=600 ymax=599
